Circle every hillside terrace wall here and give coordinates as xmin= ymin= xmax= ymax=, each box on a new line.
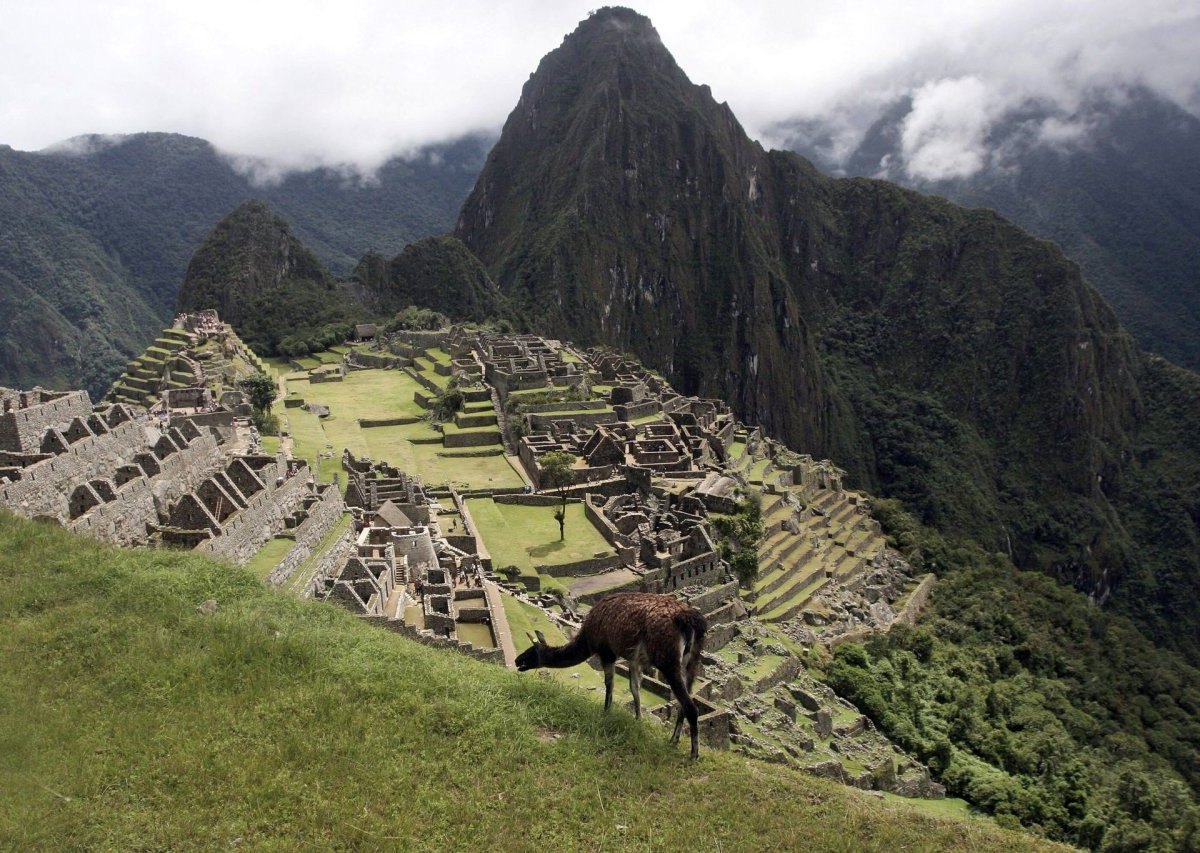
xmin=519 ymin=400 xmax=608 ymax=414
xmin=442 ymin=429 xmax=502 ymax=448
xmin=362 ymin=616 xmax=505 ymax=665
xmin=388 ymin=330 xmax=452 ymax=349
xmin=301 ymin=529 xmax=356 ymax=598
xmin=266 ymin=486 xmax=347 ymax=586
xmin=527 ymin=410 xmax=616 ymax=431
xmin=0 ymin=389 xmax=93 ymax=453
xmin=536 ymin=554 xmax=623 ymax=578
xmin=1 ymin=422 xmax=224 ymax=527
xmin=198 ymin=471 xmax=312 ymax=565
xmin=348 ymin=351 xmax=409 ymax=370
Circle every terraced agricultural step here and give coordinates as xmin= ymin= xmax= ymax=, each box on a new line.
xmin=843 ymin=527 xmax=878 ymax=555
xmin=827 ymin=501 xmax=859 ymax=529
xmin=812 ymin=488 xmax=844 ymax=510
xmin=762 ymin=493 xmax=788 ymax=518
xmin=757 ymin=563 xmax=830 ymax=621
xmin=756 ymin=543 xmax=818 ymax=597
xmin=762 ymin=577 xmax=832 ymax=622
xmin=757 ymin=529 xmax=794 ymax=562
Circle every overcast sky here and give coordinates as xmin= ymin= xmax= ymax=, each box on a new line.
xmin=2 ymin=1 xmax=1197 ymax=180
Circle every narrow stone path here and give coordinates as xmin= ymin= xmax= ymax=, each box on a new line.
xmin=483 ymin=580 xmax=518 ymax=668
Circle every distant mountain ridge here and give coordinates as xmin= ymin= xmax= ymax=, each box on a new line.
xmin=783 ymin=88 xmax=1200 ymax=371
xmin=0 ymin=132 xmax=488 ymax=397
xmin=455 ymin=7 xmax=1200 ymax=661
xmin=176 ymin=202 xmax=508 ymax=353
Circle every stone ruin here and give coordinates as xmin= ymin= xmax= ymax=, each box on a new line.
xmin=314 ymin=490 xmax=504 ymax=665
xmin=0 ymin=384 xmax=343 ymax=566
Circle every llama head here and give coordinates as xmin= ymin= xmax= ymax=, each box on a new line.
xmin=515 ymin=630 xmax=550 ymax=671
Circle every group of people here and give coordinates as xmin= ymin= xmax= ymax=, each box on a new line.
xmin=454 ymin=564 xmax=485 ymax=589
xmin=411 ymin=563 xmax=485 ymax=598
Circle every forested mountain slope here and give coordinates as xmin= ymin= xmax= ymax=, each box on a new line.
xmin=0 ymin=132 xmax=485 ymax=396
xmin=455 ymin=7 xmax=1200 ymax=661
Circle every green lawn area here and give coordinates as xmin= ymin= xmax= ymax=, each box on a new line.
xmin=466 ymin=499 xmax=615 ymax=591
xmin=245 ymin=535 xmax=296 ymax=580
xmin=748 ymin=457 xmax=772 ymax=483
xmin=300 ymin=370 xmax=427 ymax=421
xmin=425 ymin=347 xmax=453 ymax=365
xmin=259 ymin=435 xmax=280 ymax=455
xmin=279 ymin=369 xmax=523 ymax=485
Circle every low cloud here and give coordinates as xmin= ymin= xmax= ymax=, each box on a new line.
xmin=1 ymin=1 xmax=1197 ymax=179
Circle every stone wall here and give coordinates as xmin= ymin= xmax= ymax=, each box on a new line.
xmin=2 ymin=421 xmax=224 ymax=532
xmin=301 ymin=529 xmax=356 ymax=598
xmin=362 ymin=616 xmax=505 ymax=665
xmin=493 ymin=493 xmax=572 ymax=507
xmin=198 ymin=473 xmax=312 ymax=565
xmin=443 ymin=429 xmax=502 ymax=448
xmin=0 ymin=389 xmax=93 ymax=453
xmin=175 ymin=411 xmax=236 ymax=431
xmin=519 ymin=400 xmax=608 ymax=414
xmin=266 ymin=486 xmax=347 ymax=587
xmin=359 ymin=416 xmax=423 ymax=428
xmin=582 ymin=498 xmax=639 ymax=564
xmin=535 ymin=553 xmax=623 ymax=578
xmin=893 ymin=573 xmax=936 ymax=627
xmin=614 ymin=400 xmax=661 ymax=421
xmin=527 ymin=410 xmax=616 ymax=431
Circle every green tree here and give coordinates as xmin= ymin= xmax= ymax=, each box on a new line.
xmin=539 ymin=451 xmax=576 ymax=541
xmin=239 ymin=372 xmax=278 ymax=414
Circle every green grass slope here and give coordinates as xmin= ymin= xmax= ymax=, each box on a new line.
xmin=0 ymin=510 xmax=1056 ymax=850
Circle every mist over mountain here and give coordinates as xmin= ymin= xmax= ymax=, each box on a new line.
xmin=783 ymin=88 xmax=1200 ymax=372
xmin=456 ymin=7 xmax=1200 ymax=663
xmin=0 ymin=132 xmax=487 ymax=397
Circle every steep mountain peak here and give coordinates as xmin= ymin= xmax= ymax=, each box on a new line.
xmin=452 ymin=7 xmax=1200 ymax=660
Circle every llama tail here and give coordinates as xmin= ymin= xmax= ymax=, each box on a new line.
xmin=674 ymin=610 xmax=707 ymax=661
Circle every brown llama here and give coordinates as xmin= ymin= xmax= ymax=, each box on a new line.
xmin=514 ymin=592 xmax=707 ymax=758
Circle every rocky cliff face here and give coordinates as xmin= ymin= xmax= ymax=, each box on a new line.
xmin=456 ymin=7 xmax=1198 ymax=657
xmin=457 ymin=7 xmax=834 ymax=453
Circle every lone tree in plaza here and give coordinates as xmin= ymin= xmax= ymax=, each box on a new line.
xmin=239 ymin=372 xmax=278 ymax=413
xmin=539 ymin=451 xmax=576 ymax=541
xmin=239 ymin=372 xmax=279 ymax=433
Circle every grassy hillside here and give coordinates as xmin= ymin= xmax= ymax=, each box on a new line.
xmin=0 ymin=510 xmax=1057 ymax=850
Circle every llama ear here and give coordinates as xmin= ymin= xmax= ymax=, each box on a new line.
xmin=525 ymin=632 xmax=537 ymax=646
xmin=535 ymin=630 xmax=548 ymax=646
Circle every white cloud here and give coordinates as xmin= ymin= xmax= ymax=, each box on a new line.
xmin=0 ymin=1 xmax=1196 ymax=177
xmin=900 ymin=77 xmax=1007 ymax=181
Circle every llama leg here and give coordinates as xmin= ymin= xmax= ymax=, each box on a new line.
xmin=602 ymin=660 xmax=615 ymax=713
xmin=628 ymin=661 xmax=642 ymax=719
xmin=665 ymin=672 xmax=700 ymax=759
